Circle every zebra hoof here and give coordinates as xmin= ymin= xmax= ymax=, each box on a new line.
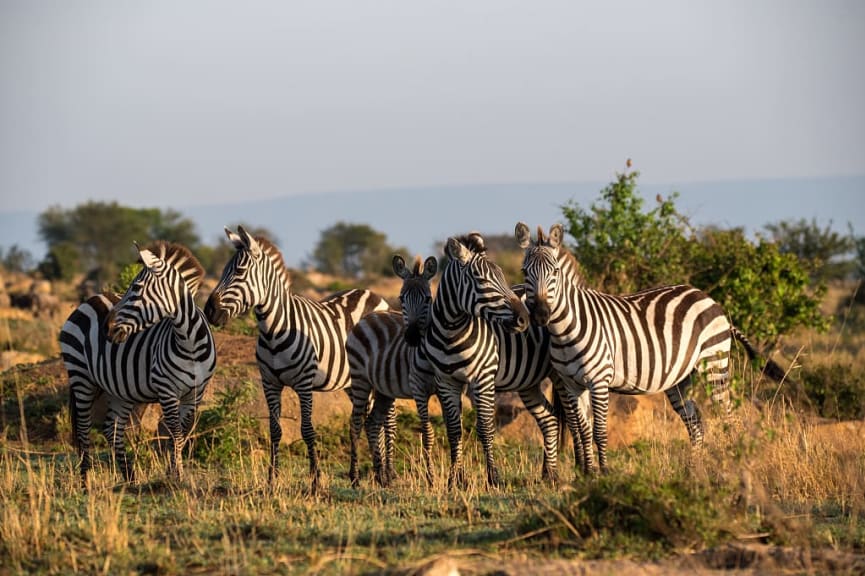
xmin=487 ymin=471 xmax=501 ymax=488
xmin=542 ymin=468 xmax=559 ymax=486
xmin=448 ymin=469 xmax=467 ymax=491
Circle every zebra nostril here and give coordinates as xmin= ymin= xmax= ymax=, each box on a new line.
xmin=532 ymin=304 xmax=550 ymax=327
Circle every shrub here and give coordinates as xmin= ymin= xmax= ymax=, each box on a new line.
xmin=560 ymin=162 xmax=828 ymax=349
xmin=516 ymin=467 xmax=746 ymax=559
xmin=189 ymin=381 xmax=262 ymax=468
xmin=800 ymin=363 xmax=865 ymax=421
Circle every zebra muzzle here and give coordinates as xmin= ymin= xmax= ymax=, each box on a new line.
xmin=204 ymin=293 xmax=229 ymax=326
xmin=530 ymin=300 xmax=551 ymax=326
xmin=105 ymin=313 xmax=132 ymax=343
xmin=507 ymin=295 xmax=531 ymax=333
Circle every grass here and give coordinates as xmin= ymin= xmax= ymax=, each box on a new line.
xmin=1 ymin=295 xmax=865 ymax=574
xmin=2 ymin=389 xmax=864 ymax=575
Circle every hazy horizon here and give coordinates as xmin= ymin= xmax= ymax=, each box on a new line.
xmin=2 ymin=175 xmax=863 ymax=269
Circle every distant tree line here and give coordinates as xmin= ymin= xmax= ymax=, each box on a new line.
xmin=0 ymin=201 xmax=409 ymax=291
xmin=1 ymin=176 xmax=863 ymax=349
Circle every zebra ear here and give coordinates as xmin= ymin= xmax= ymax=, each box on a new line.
xmin=446 ymin=237 xmax=471 ymax=265
xmin=548 ymin=224 xmax=564 ymax=249
xmin=137 ymin=247 xmax=162 ymax=271
xmin=236 ymin=225 xmax=263 ymax=259
xmin=423 ymin=256 xmax=438 ymax=280
xmin=393 ymin=255 xmax=409 ymax=279
xmin=225 ymin=227 xmax=244 ymax=250
xmin=515 ymin=222 xmax=531 ymax=249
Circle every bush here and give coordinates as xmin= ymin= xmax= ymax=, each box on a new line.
xmin=189 ymin=381 xmax=262 ymax=468
xmin=560 ymin=162 xmax=828 ymax=349
xmin=800 ymin=363 xmax=865 ymax=421
xmin=516 ymin=467 xmax=745 ymax=559
xmin=689 ymin=228 xmax=829 ymax=349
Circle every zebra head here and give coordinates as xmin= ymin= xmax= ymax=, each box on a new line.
xmin=441 ymin=233 xmax=530 ymax=333
xmin=515 ymin=222 xmax=565 ymax=327
xmin=205 ymin=226 xmax=278 ymax=327
xmin=106 ymin=242 xmax=202 ymax=343
xmin=393 ymin=254 xmax=437 ymax=346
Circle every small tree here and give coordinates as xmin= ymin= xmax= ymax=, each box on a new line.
xmin=561 ymin=163 xmax=693 ymax=294
xmin=0 ymin=245 xmax=34 ymax=273
xmin=37 ymin=201 xmax=202 ymax=287
xmin=764 ymin=218 xmax=855 ymax=281
xmin=311 ymin=222 xmax=401 ymax=278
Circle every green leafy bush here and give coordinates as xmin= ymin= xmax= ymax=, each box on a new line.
xmin=189 ymin=381 xmax=262 ymax=468
xmin=689 ymin=228 xmax=829 ymax=349
xmin=560 ymin=162 xmax=828 ymax=349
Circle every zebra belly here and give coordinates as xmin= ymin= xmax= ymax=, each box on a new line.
xmin=259 ymin=350 xmax=351 ymax=392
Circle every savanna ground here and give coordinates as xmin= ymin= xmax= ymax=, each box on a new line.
xmin=1 ymin=280 xmax=864 ymax=575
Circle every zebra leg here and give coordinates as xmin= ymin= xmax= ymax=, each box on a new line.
xmin=572 ymin=386 xmax=596 ymax=474
xmin=384 ymin=401 xmax=397 ymax=484
xmin=161 ymin=395 xmax=186 ymax=480
xmin=665 ymin=376 xmax=705 ymax=447
xmin=69 ymin=382 xmax=97 ymax=487
xmin=349 ymin=385 xmax=372 ymax=488
xmin=706 ymin=359 xmax=733 ymax=419
xmin=517 ymin=386 xmax=560 ymax=484
xmin=365 ymin=395 xmax=394 ymax=486
xmin=472 ymin=382 xmax=500 ymax=488
xmin=102 ymin=399 xmax=136 ymax=483
xmin=550 ymin=378 xmax=592 ymax=475
xmin=438 ymin=384 xmax=466 ymax=490
xmin=413 ymin=391 xmax=435 ymax=487
xmin=263 ymin=382 xmax=284 ymax=484
xmin=296 ymin=384 xmax=321 ymax=491
xmin=589 ymin=382 xmax=611 ymax=474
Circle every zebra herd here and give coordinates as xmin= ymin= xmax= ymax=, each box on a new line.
xmin=59 ymin=223 xmax=790 ymax=489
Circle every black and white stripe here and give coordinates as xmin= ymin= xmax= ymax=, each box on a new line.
xmin=60 ymin=242 xmax=216 ymax=484
xmin=346 ymin=255 xmax=438 ymax=487
xmin=204 ymin=226 xmax=388 ymax=488
xmin=516 ymin=222 xmax=790 ymax=472
xmin=423 ymin=232 xmax=571 ymax=488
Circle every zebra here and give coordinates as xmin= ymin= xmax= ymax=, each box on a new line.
xmin=515 ymin=222 xmax=791 ymax=473
xmin=424 ymin=232 xmax=578 ymax=489
xmin=204 ymin=226 xmax=389 ymax=489
xmin=346 ymin=254 xmax=438 ymax=487
xmin=59 ymin=242 xmax=216 ymax=485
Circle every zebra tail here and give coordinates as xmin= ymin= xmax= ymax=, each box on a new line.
xmin=731 ymin=326 xmax=792 ymax=384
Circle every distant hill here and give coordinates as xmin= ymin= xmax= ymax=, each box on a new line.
xmin=2 ymin=176 xmax=863 ymax=269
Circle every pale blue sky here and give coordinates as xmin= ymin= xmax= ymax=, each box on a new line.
xmin=1 ymin=1 xmax=863 ymax=261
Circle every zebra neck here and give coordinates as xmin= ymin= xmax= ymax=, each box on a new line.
xmin=253 ymin=284 xmax=294 ymax=336
xmin=430 ymin=297 xmax=473 ymax=334
xmin=170 ymin=293 xmax=207 ymax=351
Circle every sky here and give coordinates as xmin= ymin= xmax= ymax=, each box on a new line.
xmin=1 ymin=1 xmax=864 ymax=261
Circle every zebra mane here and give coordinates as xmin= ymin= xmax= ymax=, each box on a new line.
xmin=555 ymin=241 xmax=587 ymax=289
xmin=452 ymin=232 xmax=487 ymax=255
xmin=412 ymin=255 xmax=424 ymax=275
xmin=254 ymin=236 xmax=292 ymax=289
xmin=145 ymin=241 xmax=206 ymax=295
